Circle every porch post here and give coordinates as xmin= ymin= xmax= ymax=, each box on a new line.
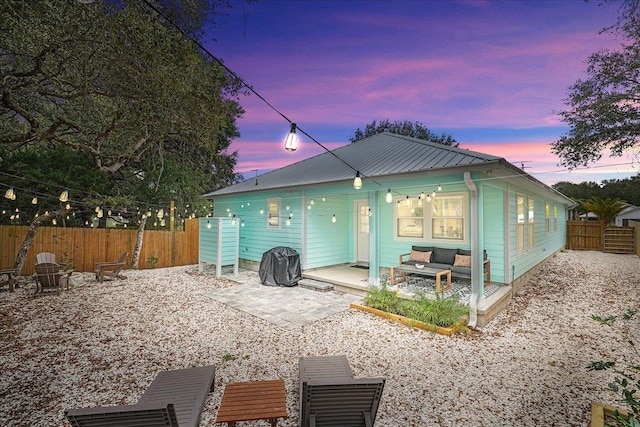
xmin=368 ymin=191 xmax=379 ymax=285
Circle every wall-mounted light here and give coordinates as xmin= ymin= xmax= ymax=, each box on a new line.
xmin=331 ymin=214 xmax=336 ymax=223
xmin=59 ymin=190 xmax=68 ymax=202
xmin=386 ymin=189 xmax=393 ymax=203
xmin=284 ymin=122 xmax=298 ymax=152
xmin=353 ymin=171 xmax=362 ymax=190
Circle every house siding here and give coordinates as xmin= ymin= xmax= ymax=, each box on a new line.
xmin=214 ymin=191 xmax=304 ymax=264
xmin=482 ymin=184 xmax=506 ymax=284
xmin=304 ymin=193 xmax=352 ymax=269
xmin=506 ymin=183 xmax=568 ymax=283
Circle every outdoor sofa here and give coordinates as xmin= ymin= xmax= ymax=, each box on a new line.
xmin=397 ymin=245 xmax=491 ymax=282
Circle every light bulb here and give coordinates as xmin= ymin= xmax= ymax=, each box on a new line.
xmin=405 ymin=196 xmax=411 ymax=207
xmin=207 ymin=221 xmax=212 ymax=229
xmin=386 ymin=189 xmax=393 ymax=203
xmin=31 ymin=197 xmax=38 ymax=204
xmin=353 ymin=171 xmax=362 ymax=190
xmin=59 ymin=190 xmax=68 ymax=202
xmin=332 ymin=214 xmax=336 ymax=223
xmin=284 ymin=123 xmax=298 ymax=152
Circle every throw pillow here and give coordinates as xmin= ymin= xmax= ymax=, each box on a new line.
xmin=453 ymin=254 xmax=471 ymax=267
xmin=410 ymin=250 xmax=431 ymax=263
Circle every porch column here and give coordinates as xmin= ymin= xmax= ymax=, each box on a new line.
xmin=368 ymin=191 xmax=379 ymax=285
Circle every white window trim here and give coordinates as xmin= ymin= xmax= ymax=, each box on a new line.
xmin=393 ymin=191 xmax=469 ymax=244
xmin=267 ymin=197 xmax=281 ymax=229
xmin=517 ymin=193 xmax=525 ymax=253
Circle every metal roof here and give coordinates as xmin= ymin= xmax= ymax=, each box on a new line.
xmin=203 ymin=132 xmax=505 ymax=197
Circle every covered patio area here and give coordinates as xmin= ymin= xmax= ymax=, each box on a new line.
xmin=302 ymin=264 xmax=514 ymax=327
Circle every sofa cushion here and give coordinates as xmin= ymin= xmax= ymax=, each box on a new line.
xmin=411 ymin=246 xmax=434 ymax=253
xmin=453 ymin=254 xmax=471 ymax=267
xmin=458 ymin=249 xmax=488 ymax=260
xmin=410 ymin=250 xmax=432 ymax=263
xmin=431 ymin=248 xmax=457 ymax=265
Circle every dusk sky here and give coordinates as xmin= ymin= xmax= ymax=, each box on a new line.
xmin=206 ymin=0 xmax=639 ymax=186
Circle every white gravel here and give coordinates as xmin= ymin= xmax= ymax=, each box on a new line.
xmin=1 ymin=250 xmax=638 ymax=427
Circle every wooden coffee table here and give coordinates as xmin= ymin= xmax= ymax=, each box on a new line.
xmin=389 ymin=265 xmax=452 ymax=292
xmin=216 ymin=379 xmax=287 ymax=426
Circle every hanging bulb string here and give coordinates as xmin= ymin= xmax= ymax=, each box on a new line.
xmin=138 ymin=0 xmax=388 ymax=191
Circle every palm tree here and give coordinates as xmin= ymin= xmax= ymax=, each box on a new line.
xmin=581 ymin=197 xmax=629 ymax=225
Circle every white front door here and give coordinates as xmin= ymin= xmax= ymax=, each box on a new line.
xmin=356 ymin=201 xmax=370 ymax=263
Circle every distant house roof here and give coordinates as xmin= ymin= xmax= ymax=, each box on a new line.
xmin=203 ymin=132 xmax=563 ymax=199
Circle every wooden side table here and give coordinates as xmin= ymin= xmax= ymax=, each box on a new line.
xmin=216 ymin=379 xmax=287 ymax=427
xmin=0 ymin=269 xmax=16 ymax=292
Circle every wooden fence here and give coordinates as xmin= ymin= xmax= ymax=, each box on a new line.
xmin=0 ymin=219 xmax=199 ymax=276
xmin=566 ymin=221 xmax=638 ymax=255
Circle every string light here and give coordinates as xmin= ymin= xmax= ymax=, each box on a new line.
xmin=31 ymin=197 xmax=37 ymax=204
xmin=206 ymin=220 xmax=212 ymax=229
xmin=4 ymin=188 xmax=15 ymax=200
xmin=353 ymin=171 xmax=362 ymax=190
xmin=331 ymin=214 xmax=336 ymax=223
xmin=284 ymin=123 xmax=298 ymax=152
xmin=59 ymin=190 xmax=68 ymax=202
xmin=386 ymin=190 xmax=393 ymax=203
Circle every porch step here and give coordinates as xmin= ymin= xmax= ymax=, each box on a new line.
xmin=298 ymin=278 xmax=334 ymax=292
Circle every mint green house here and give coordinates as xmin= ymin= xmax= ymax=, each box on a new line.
xmin=201 ymin=133 xmax=573 ymax=326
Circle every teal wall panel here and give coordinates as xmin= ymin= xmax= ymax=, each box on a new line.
xmin=482 ymin=184 xmax=505 ymax=283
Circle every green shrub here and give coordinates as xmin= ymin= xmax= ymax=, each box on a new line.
xmin=364 ymin=282 xmax=468 ymax=330
xmin=364 ymin=282 xmax=402 ymax=313
xmin=588 ymin=309 xmax=639 ymax=427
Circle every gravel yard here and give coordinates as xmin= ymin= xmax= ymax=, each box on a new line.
xmin=1 ymin=250 xmax=638 ymax=426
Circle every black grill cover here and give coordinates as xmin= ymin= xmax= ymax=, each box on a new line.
xmin=259 ymin=246 xmax=301 ymax=287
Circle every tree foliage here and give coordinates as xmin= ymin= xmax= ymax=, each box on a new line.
xmin=552 ymin=174 xmax=640 ymax=206
xmin=350 ymin=119 xmax=458 ymax=146
xmin=552 ymin=1 xmax=640 ymax=168
xmin=582 ymin=196 xmax=629 ymax=224
xmin=0 ymin=0 xmax=243 ymax=225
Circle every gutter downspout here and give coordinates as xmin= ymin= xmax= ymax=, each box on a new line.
xmin=464 ymin=172 xmax=479 ymax=328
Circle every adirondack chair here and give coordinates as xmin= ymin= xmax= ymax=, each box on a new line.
xmin=34 ymin=263 xmax=73 ymax=295
xmin=36 ymin=252 xmax=56 ymax=264
xmin=94 ymin=252 xmax=129 ymax=282
xmin=65 ymin=365 xmax=215 ymax=427
xmin=299 ymin=356 xmax=386 ymax=427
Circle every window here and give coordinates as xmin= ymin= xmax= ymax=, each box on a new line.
xmin=545 ymin=202 xmax=550 ymax=234
xmin=432 ymin=194 xmax=464 ymax=240
xmin=396 ymin=197 xmax=423 ymax=238
xmin=359 ymin=204 xmax=370 ymax=234
xmin=528 ymin=198 xmax=535 ymax=247
xmin=517 ymin=193 xmax=525 ymax=252
xmin=553 ymin=205 xmax=558 ymax=232
xmin=267 ymin=198 xmax=280 ymax=228
xmin=393 ymin=192 xmax=467 ymax=241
